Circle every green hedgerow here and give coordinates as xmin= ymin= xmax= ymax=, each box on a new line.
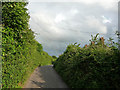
xmin=53 ymin=34 xmax=120 ymax=88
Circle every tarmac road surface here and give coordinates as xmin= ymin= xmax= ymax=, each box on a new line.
xmin=23 ymin=65 xmax=69 ymax=88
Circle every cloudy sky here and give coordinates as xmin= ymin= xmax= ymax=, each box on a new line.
xmin=27 ymin=0 xmax=119 ymax=56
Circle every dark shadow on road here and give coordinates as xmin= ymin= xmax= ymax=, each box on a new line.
xmin=31 ymin=80 xmax=44 ymax=88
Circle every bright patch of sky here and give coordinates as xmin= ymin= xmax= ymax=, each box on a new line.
xmin=102 ymin=16 xmax=112 ymax=24
xmin=55 ymin=13 xmax=65 ymax=23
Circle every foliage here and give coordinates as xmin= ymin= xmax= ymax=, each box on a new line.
xmin=36 ymin=43 xmax=43 ymax=53
xmin=89 ymin=33 xmax=99 ymax=45
xmin=2 ymin=2 xmax=53 ymax=88
xmin=52 ymin=56 xmax=57 ymax=59
xmin=53 ymin=34 xmax=120 ymax=88
xmin=51 ymin=56 xmax=57 ymax=64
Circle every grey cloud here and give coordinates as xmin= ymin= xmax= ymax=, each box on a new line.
xmin=27 ymin=1 xmax=118 ymax=56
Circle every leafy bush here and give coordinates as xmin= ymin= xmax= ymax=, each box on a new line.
xmin=2 ymin=2 xmax=53 ymax=88
xmin=52 ymin=56 xmax=57 ymax=59
xmin=53 ymin=34 xmax=120 ymax=88
xmin=36 ymin=43 xmax=43 ymax=53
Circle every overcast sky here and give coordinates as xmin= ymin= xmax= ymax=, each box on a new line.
xmin=27 ymin=0 xmax=119 ymax=56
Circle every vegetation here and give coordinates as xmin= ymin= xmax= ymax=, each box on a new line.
xmin=53 ymin=34 xmax=120 ymax=88
xmin=0 ymin=25 xmax=1 ymax=88
xmin=1 ymin=1 xmax=120 ymax=89
xmin=2 ymin=2 xmax=53 ymax=88
xmin=52 ymin=56 xmax=57 ymax=59
xmin=51 ymin=55 xmax=57 ymax=64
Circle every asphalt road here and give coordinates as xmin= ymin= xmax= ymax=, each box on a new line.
xmin=23 ymin=65 xmax=69 ymax=88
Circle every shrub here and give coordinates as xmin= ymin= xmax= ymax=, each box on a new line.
xmin=2 ymin=2 xmax=53 ymax=88
xmin=54 ymin=34 xmax=120 ymax=88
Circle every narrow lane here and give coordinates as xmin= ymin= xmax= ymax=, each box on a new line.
xmin=23 ymin=65 xmax=69 ymax=88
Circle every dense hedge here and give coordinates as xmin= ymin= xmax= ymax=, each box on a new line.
xmin=2 ymin=2 xmax=53 ymax=88
xmin=54 ymin=34 xmax=120 ymax=88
